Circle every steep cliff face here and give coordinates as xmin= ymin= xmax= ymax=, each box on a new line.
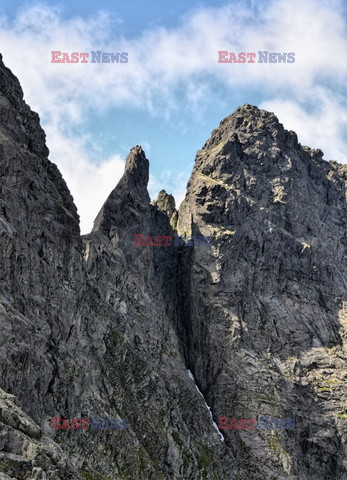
xmin=0 ymin=52 xmax=104 ymax=478
xmin=0 ymin=55 xmax=231 ymax=480
xmin=82 ymin=146 xmax=233 ymax=479
xmin=0 ymin=51 xmax=89 ymax=421
xmin=1 ymin=55 xmax=347 ymax=480
xmin=177 ymin=104 xmax=347 ymax=479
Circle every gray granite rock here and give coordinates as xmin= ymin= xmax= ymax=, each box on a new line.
xmin=0 ymin=388 xmax=80 ymax=479
xmin=177 ymin=103 xmax=347 ymax=479
xmin=1 ymin=54 xmax=347 ymax=480
xmin=0 ymin=54 xmax=231 ymax=479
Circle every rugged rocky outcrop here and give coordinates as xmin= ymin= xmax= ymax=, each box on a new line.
xmin=177 ymin=104 xmax=347 ymax=479
xmin=0 ymin=53 xmax=231 ymax=480
xmin=0 ymin=389 xmax=80 ymax=479
xmin=1 ymin=54 xmax=347 ymax=479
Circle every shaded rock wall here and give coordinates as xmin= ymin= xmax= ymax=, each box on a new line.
xmin=1 ymin=55 xmax=347 ymax=479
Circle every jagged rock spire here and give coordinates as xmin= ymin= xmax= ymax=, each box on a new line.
xmin=152 ymin=189 xmax=175 ymax=214
xmin=92 ymin=145 xmax=150 ymax=234
xmin=152 ymin=189 xmax=177 ymax=229
xmin=122 ymin=145 xmax=150 ymax=196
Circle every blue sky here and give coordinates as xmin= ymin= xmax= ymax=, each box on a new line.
xmin=0 ymin=0 xmax=346 ymax=232
xmin=0 ymin=0 xmax=236 ymax=35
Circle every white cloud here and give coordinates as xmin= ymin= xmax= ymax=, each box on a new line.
xmin=260 ymin=87 xmax=347 ymax=163
xmin=148 ymin=167 xmax=190 ymax=211
xmin=0 ymin=0 xmax=346 ymax=232
xmin=1 ymin=0 xmax=346 ymax=123
xmin=45 ymin=125 xmax=125 ymax=233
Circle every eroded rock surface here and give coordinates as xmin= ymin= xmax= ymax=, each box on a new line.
xmin=177 ymin=104 xmax=347 ymax=479
xmin=0 ymin=54 xmax=231 ymax=480
xmin=1 ymin=55 xmax=347 ymax=480
xmin=0 ymin=389 xmax=80 ymax=479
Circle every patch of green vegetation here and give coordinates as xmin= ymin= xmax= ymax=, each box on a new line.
xmin=237 ymin=439 xmax=253 ymax=457
xmin=54 ymin=427 xmax=71 ymax=441
xmin=259 ymin=394 xmax=273 ymax=403
xmin=138 ymin=444 xmax=149 ymax=471
xmin=211 ymin=226 xmax=236 ymax=240
xmin=196 ymin=445 xmax=218 ymax=478
xmin=267 ymin=433 xmax=284 ymax=455
xmin=80 ymin=470 xmax=111 ymax=480
xmin=172 ymin=431 xmax=183 ymax=447
xmin=197 ymin=449 xmax=212 ymax=469
xmin=266 ymin=433 xmax=292 ymax=470
xmin=316 ymin=386 xmax=331 ymax=392
xmin=334 ymin=412 xmax=347 ymax=420
xmin=182 ymin=450 xmax=193 ymax=469
xmin=80 ymin=472 xmax=94 ymax=480
xmin=157 ymin=420 xmax=167 ymax=434
xmin=259 ymin=320 xmax=266 ymax=333
xmin=111 ymin=329 xmax=125 ymax=344
xmin=197 ymin=173 xmax=231 ymax=190
xmin=323 ymin=378 xmax=339 ymax=386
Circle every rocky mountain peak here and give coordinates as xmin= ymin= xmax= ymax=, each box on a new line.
xmin=191 ymin=104 xmax=305 ymax=190
xmin=152 ymin=189 xmax=177 ymax=229
xmin=202 ymin=103 xmax=288 ymax=152
xmin=0 ymin=54 xmax=48 ymax=157
xmin=123 ymin=144 xmax=149 ymax=190
xmin=152 ymin=189 xmax=176 ymax=216
xmin=92 ymin=145 xmax=150 ymax=234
